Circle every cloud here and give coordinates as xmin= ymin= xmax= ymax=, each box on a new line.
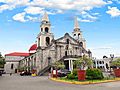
xmin=30 ymin=0 xmax=112 ymax=11
xmin=0 ymin=0 xmax=30 ymax=12
xmin=13 ymin=12 xmax=40 ymax=22
xmin=0 ymin=0 xmax=113 ymax=22
xmin=106 ymin=6 xmax=120 ymax=17
xmin=0 ymin=0 xmax=30 ymax=5
xmin=24 ymin=6 xmax=44 ymax=15
xmin=26 ymin=15 xmax=39 ymax=22
xmin=78 ymin=11 xmax=99 ymax=22
xmin=0 ymin=0 xmax=112 ymax=13
xmin=13 ymin=12 xmax=27 ymax=22
xmin=0 ymin=4 xmax=15 ymax=12
xmin=79 ymin=19 xmax=94 ymax=22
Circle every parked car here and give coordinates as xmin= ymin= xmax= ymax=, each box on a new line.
xmin=57 ymin=69 xmax=71 ymax=77
xmin=20 ymin=71 xmax=31 ymax=76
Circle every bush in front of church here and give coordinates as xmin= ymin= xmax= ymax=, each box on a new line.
xmin=67 ymin=69 xmax=78 ymax=80
xmin=67 ymin=73 xmax=78 ymax=80
xmin=86 ymin=68 xmax=104 ymax=80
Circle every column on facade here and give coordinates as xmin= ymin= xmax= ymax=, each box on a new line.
xmin=71 ymin=59 xmax=73 ymax=71
xmin=69 ymin=60 xmax=71 ymax=71
xmin=68 ymin=59 xmax=74 ymax=72
xmin=34 ymin=57 xmax=36 ymax=68
xmin=95 ymin=60 xmax=98 ymax=68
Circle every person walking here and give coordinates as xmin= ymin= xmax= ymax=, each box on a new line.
xmin=10 ymin=73 xmax=12 ymax=76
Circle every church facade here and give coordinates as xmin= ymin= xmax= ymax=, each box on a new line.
xmin=19 ymin=12 xmax=92 ymax=75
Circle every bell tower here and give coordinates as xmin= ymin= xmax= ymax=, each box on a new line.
xmin=73 ymin=17 xmax=82 ymax=40
xmin=72 ymin=17 xmax=86 ymax=49
xmin=37 ymin=12 xmax=54 ymax=48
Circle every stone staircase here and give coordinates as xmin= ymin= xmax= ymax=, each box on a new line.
xmin=38 ymin=65 xmax=51 ymax=76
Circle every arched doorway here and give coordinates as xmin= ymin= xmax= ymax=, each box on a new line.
xmin=48 ymin=57 xmax=51 ymax=65
xmin=11 ymin=63 xmax=14 ymax=69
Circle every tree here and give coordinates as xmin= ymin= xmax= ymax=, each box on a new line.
xmin=52 ymin=61 xmax=65 ymax=70
xmin=111 ymin=58 xmax=120 ymax=68
xmin=0 ymin=53 xmax=5 ymax=68
xmin=73 ymin=55 xmax=93 ymax=70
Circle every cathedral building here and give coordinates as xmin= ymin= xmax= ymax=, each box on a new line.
xmin=19 ymin=12 xmax=92 ymax=75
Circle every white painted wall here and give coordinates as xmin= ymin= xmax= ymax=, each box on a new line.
xmin=5 ymin=56 xmax=25 ymax=73
xmin=4 ymin=62 xmax=19 ymax=74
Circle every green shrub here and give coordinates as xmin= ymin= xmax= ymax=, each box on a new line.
xmin=67 ymin=69 xmax=78 ymax=80
xmin=86 ymin=68 xmax=104 ymax=80
xmin=72 ymin=69 xmax=77 ymax=76
xmin=74 ymin=75 xmax=78 ymax=80
xmin=67 ymin=74 xmax=76 ymax=80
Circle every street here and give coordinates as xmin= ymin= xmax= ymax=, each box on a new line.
xmin=0 ymin=74 xmax=120 ymax=90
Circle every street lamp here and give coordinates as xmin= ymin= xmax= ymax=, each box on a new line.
xmin=110 ymin=54 xmax=114 ymax=73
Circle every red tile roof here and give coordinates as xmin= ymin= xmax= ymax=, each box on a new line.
xmin=5 ymin=52 xmax=30 ymax=57
xmin=29 ymin=44 xmax=37 ymax=51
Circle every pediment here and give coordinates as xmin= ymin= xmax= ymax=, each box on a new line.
xmin=56 ymin=33 xmax=79 ymax=45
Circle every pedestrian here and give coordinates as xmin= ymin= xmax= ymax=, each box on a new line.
xmin=10 ymin=73 xmax=12 ymax=76
xmin=48 ymin=72 xmax=51 ymax=79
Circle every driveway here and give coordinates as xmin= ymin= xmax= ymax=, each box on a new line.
xmin=0 ymin=74 xmax=120 ymax=90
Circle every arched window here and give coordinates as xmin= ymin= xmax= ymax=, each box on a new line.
xmin=66 ymin=39 xmax=69 ymax=44
xmin=41 ymin=28 xmax=43 ymax=32
xmin=65 ymin=51 xmax=67 ymax=56
xmin=46 ymin=37 xmax=50 ymax=45
xmin=102 ymin=61 xmax=104 ymax=64
xmin=45 ymin=27 xmax=49 ymax=33
xmin=80 ymin=42 xmax=83 ymax=47
xmin=11 ymin=63 xmax=14 ymax=69
xmin=78 ymin=33 xmax=81 ymax=39
xmin=66 ymin=45 xmax=69 ymax=50
xmin=97 ymin=61 xmax=99 ymax=64
xmin=100 ymin=66 xmax=102 ymax=68
xmin=99 ymin=61 xmax=102 ymax=64
xmin=48 ymin=57 xmax=51 ymax=65
xmin=38 ymin=38 xmax=40 ymax=46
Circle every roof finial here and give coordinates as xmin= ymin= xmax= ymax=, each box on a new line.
xmin=74 ymin=16 xmax=80 ymax=29
xmin=42 ymin=11 xmax=49 ymax=22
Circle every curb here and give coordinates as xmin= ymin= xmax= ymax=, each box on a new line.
xmin=50 ymin=78 xmax=120 ymax=85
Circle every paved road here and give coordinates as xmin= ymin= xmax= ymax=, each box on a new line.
xmin=0 ymin=74 xmax=120 ymax=90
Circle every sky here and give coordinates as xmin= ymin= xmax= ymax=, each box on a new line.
xmin=0 ymin=0 xmax=120 ymax=59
